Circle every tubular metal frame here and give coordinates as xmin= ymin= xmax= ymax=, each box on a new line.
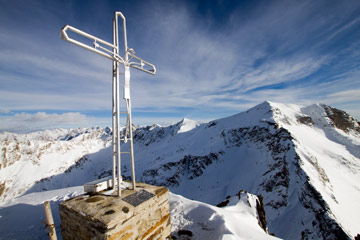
xmin=60 ymin=11 xmax=156 ymax=197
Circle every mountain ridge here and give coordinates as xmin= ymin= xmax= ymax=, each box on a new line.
xmin=1 ymin=101 xmax=359 ymax=239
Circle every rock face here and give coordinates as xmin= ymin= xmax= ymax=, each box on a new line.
xmin=59 ymin=182 xmax=171 ymax=240
xmin=323 ymin=105 xmax=360 ymax=133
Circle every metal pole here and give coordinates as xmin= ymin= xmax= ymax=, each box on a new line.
xmin=116 ymin=12 xmax=136 ymax=191
xmin=43 ymin=201 xmax=57 ymax=240
xmin=115 ymin=13 xmax=122 ymax=197
xmin=127 ymin=99 xmax=136 ymax=190
xmin=112 ymin=18 xmax=116 ymax=192
xmin=60 ymin=25 xmax=122 ymax=62
xmin=115 ymin=12 xmax=128 ymax=58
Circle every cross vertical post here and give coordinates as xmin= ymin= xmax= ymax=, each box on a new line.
xmin=114 ymin=12 xmax=122 ymax=196
xmin=116 ymin=12 xmax=137 ymax=193
xmin=111 ymin=18 xmax=117 ymax=196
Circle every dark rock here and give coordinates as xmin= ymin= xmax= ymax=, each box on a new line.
xmin=206 ymin=121 xmax=217 ymax=128
xmin=178 ymin=229 xmax=193 ymax=237
xmin=216 ymin=199 xmax=229 ymax=208
xmin=323 ymin=105 xmax=360 ymax=133
xmin=297 ymin=116 xmax=314 ymax=126
xmin=256 ymin=195 xmax=267 ymax=233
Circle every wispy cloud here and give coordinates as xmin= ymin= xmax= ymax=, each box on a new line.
xmin=0 ymin=112 xmax=108 ymax=133
xmin=130 ymin=0 xmax=360 ymax=112
xmin=234 ymin=55 xmax=330 ymax=92
xmin=0 ymin=109 xmax=11 ymax=114
xmin=0 ymin=90 xmax=109 ymax=111
xmin=327 ymin=16 xmax=360 ymax=41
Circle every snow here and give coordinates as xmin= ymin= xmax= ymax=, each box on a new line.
xmin=132 ymin=101 xmax=360 ymax=238
xmin=177 ymin=118 xmax=201 ymax=134
xmin=0 ymin=186 xmax=84 ymax=240
xmin=261 ymin=101 xmax=360 ymax=237
xmin=170 ymin=192 xmax=280 ymax=240
xmin=0 ymin=127 xmax=112 ymax=202
xmin=0 ymin=186 xmax=277 ymax=240
xmin=268 ymin=102 xmax=360 ymax=237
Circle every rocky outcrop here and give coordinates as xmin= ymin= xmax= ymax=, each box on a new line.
xmin=323 ymin=105 xmax=360 ymax=133
xmin=141 ymin=152 xmax=223 ymax=186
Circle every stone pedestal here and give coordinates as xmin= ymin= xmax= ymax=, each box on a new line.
xmin=59 ymin=182 xmax=171 ymax=240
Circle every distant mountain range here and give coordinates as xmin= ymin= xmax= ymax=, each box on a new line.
xmin=1 ymin=101 xmax=359 ymax=239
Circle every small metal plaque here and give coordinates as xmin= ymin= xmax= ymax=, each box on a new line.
xmin=122 ymin=190 xmax=155 ymax=207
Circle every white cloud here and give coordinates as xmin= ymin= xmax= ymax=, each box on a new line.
xmin=0 ymin=109 xmax=10 ymax=114
xmin=0 ymin=90 xmax=110 ymax=111
xmin=325 ymin=90 xmax=360 ymax=104
xmin=0 ymin=112 xmax=109 ymax=133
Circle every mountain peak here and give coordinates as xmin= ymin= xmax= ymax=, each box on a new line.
xmin=219 ymin=101 xmax=284 ymax=129
xmin=252 ymin=100 xmax=273 ymax=111
xmin=176 ymin=118 xmax=199 ymax=134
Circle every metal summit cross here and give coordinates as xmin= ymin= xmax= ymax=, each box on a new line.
xmin=60 ymin=11 xmax=156 ymax=197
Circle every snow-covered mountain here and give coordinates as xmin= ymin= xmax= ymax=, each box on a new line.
xmin=129 ymin=101 xmax=360 ymax=239
xmin=0 ymin=127 xmax=112 ymax=202
xmin=1 ymin=101 xmax=359 ymax=239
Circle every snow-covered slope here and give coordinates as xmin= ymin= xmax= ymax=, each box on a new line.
xmin=170 ymin=191 xmax=279 ymax=240
xmin=0 ymin=186 xmax=84 ymax=239
xmin=268 ymin=102 xmax=360 ymax=239
xmin=1 ymin=101 xmax=359 ymax=239
xmin=0 ymin=185 xmax=278 ymax=240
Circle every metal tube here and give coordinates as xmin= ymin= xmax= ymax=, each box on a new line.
xmin=129 ymin=64 xmax=156 ymax=75
xmin=115 ymin=13 xmax=122 ymax=197
xmin=127 ymin=99 xmax=136 ymax=190
xmin=116 ymin=11 xmax=136 ymax=190
xmin=112 ymin=18 xmax=116 ymax=191
xmin=115 ymin=12 xmax=128 ymax=56
xmin=128 ymin=53 xmax=156 ymax=75
xmin=65 ymin=37 xmax=114 ymax=60
xmin=61 ymin=25 xmax=115 ymax=48
xmin=60 ymin=25 xmax=124 ymax=63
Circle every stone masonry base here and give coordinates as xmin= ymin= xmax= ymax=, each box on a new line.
xmin=59 ymin=182 xmax=171 ymax=240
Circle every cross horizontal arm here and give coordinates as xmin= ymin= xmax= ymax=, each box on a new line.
xmin=128 ymin=51 xmax=156 ymax=75
xmin=60 ymin=25 xmax=124 ymax=63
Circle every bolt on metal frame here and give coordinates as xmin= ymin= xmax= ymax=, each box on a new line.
xmin=60 ymin=11 xmax=156 ymax=196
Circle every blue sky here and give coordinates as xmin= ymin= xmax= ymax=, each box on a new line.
xmin=1 ymin=0 xmax=360 ymax=133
